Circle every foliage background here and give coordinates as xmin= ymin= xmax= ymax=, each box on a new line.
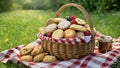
xmin=0 ymin=0 xmax=120 ymax=13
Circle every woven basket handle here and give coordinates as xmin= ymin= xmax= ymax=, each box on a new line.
xmin=54 ymin=3 xmax=95 ymax=36
xmin=54 ymin=3 xmax=93 ymax=30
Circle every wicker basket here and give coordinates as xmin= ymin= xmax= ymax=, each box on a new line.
xmin=39 ymin=3 xmax=96 ymax=60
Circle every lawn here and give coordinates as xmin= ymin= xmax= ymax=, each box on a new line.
xmin=0 ymin=10 xmax=120 ymax=68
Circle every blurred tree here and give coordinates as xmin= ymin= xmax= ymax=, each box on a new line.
xmin=55 ymin=0 xmax=120 ymax=13
xmin=12 ymin=0 xmax=24 ymax=10
xmin=0 ymin=0 xmax=24 ymax=12
xmin=0 ymin=0 xmax=13 ymax=12
xmin=23 ymin=0 xmax=51 ymax=9
xmin=1 ymin=0 xmax=119 ymax=13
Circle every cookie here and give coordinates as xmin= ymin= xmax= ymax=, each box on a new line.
xmin=70 ymin=24 xmax=87 ymax=32
xmin=85 ymin=25 xmax=97 ymax=32
xmin=39 ymin=27 xmax=46 ymax=35
xmin=20 ymin=55 xmax=33 ymax=62
xmin=33 ymin=52 xmax=48 ymax=62
xmin=30 ymin=46 xmax=44 ymax=56
xmin=47 ymin=18 xmax=66 ymax=25
xmin=76 ymin=32 xmax=84 ymax=37
xmin=20 ymin=44 xmax=34 ymax=55
xmin=58 ymin=20 xmax=71 ymax=29
xmin=85 ymin=25 xmax=90 ymax=30
xmin=45 ymin=24 xmax=57 ymax=33
xmin=64 ymin=29 xmax=76 ymax=38
xmin=52 ymin=29 xmax=64 ymax=39
xmin=43 ymin=55 xmax=57 ymax=63
xmin=76 ymin=18 xmax=86 ymax=25
xmin=52 ymin=18 xmax=66 ymax=23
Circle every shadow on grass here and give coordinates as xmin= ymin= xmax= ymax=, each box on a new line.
xmin=110 ymin=57 xmax=120 ymax=68
xmin=4 ymin=61 xmax=29 ymax=68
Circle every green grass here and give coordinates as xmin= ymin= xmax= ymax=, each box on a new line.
xmin=0 ymin=10 xmax=54 ymax=51
xmin=0 ymin=10 xmax=120 ymax=68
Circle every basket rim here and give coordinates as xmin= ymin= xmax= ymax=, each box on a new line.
xmin=38 ymin=33 xmax=92 ymax=45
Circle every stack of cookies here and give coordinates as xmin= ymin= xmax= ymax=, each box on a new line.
xmin=39 ymin=15 xmax=96 ymax=39
xmin=20 ymin=44 xmax=57 ymax=63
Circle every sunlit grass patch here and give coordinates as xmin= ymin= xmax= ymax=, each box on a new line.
xmin=91 ymin=12 xmax=120 ymax=37
xmin=0 ymin=10 xmax=54 ymax=51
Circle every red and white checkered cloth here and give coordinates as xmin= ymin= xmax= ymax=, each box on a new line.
xmin=38 ymin=33 xmax=92 ymax=45
xmin=0 ymin=32 xmax=120 ymax=68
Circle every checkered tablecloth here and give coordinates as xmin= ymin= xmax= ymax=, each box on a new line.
xmin=0 ymin=32 xmax=120 ymax=68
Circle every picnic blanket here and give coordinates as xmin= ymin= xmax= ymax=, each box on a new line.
xmin=0 ymin=32 xmax=120 ymax=68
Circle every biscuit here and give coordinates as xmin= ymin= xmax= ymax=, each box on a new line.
xmin=33 ymin=52 xmax=48 ymax=62
xmin=52 ymin=18 xmax=66 ymax=23
xmin=47 ymin=18 xmax=66 ymax=25
xmin=76 ymin=18 xmax=86 ymax=25
xmin=52 ymin=29 xmax=64 ymax=39
xmin=30 ymin=46 xmax=44 ymax=56
xmin=45 ymin=24 xmax=57 ymax=33
xmin=85 ymin=25 xmax=90 ymax=30
xmin=39 ymin=27 xmax=46 ymax=35
xmin=85 ymin=25 xmax=97 ymax=32
xmin=76 ymin=32 xmax=84 ymax=37
xmin=20 ymin=44 xmax=34 ymax=55
xmin=43 ymin=55 xmax=57 ymax=63
xmin=70 ymin=24 xmax=87 ymax=32
xmin=20 ymin=55 xmax=33 ymax=62
xmin=58 ymin=20 xmax=71 ymax=29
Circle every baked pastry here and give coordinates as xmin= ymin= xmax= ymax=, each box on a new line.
xmin=52 ymin=29 xmax=64 ymax=39
xmin=47 ymin=18 xmax=65 ymax=25
xmin=76 ymin=18 xmax=86 ymax=25
xmin=39 ymin=27 xmax=46 ymax=35
xmin=64 ymin=29 xmax=76 ymax=38
xmin=52 ymin=18 xmax=66 ymax=23
xmin=20 ymin=55 xmax=33 ymax=62
xmin=33 ymin=52 xmax=48 ymax=62
xmin=70 ymin=24 xmax=87 ymax=32
xmin=58 ymin=20 xmax=71 ymax=29
xmin=85 ymin=24 xmax=97 ymax=32
xmin=76 ymin=32 xmax=84 ymax=37
xmin=45 ymin=24 xmax=57 ymax=33
xmin=43 ymin=55 xmax=57 ymax=63
xmin=85 ymin=24 xmax=91 ymax=31
xmin=30 ymin=46 xmax=44 ymax=56
xmin=20 ymin=44 xmax=34 ymax=55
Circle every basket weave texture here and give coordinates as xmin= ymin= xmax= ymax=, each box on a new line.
xmin=39 ymin=3 xmax=96 ymax=60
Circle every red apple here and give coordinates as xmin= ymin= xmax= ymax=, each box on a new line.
xmin=47 ymin=32 xmax=52 ymax=37
xmin=70 ymin=15 xmax=76 ymax=20
xmin=84 ymin=30 xmax=91 ymax=36
xmin=71 ymin=19 xmax=77 ymax=24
